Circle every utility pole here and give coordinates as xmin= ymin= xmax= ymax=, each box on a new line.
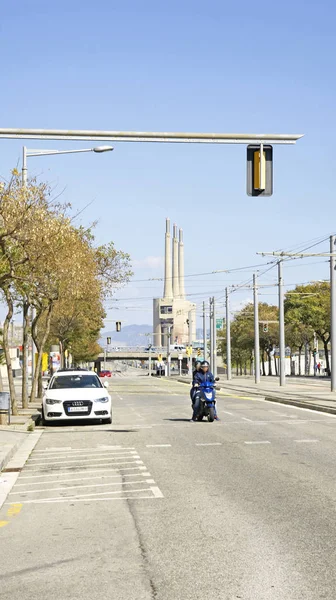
xmin=330 ymin=235 xmax=336 ymax=391
xmin=226 ymin=288 xmax=232 ymax=380
xmin=209 ymin=298 xmax=214 ymax=372
xmin=212 ymin=296 xmax=217 ymax=377
xmin=188 ymin=311 xmax=193 ymax=381
xmin=203 ymin=301 xmax=207 ymax=361
xmin=104 ymin=348 xmax=107 ymax=371
xmin=278 ymin=260 xmax=285 ymax=386
xmin=166 ymin=326 xmax=171 ymax=376
xmin=253 ymin=274 xmax=260 ymax=384
xmin=148 ymin=344 xmax=152 ymax=376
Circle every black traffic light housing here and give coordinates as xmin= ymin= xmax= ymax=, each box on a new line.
xmin=107 ymin=337 xmax=111 ymax=345
xmin=116 ymin=321 xmax=121 ymax=332
xmin=247 ymin=145 xmax=273 ymax=197
xmin=263 ymin=323 xmax=268 ymax=333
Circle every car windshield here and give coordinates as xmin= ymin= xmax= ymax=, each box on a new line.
xmin=50 ymin=374 xmax=102 ymax=389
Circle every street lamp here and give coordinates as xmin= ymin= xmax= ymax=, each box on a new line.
xmin=22 ymin=145 xmax=114 ymax=185
xmin=21 ymin=144 xmax=114 ymax=397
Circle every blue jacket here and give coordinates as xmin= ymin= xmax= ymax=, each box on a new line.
xmin=193 ymin=370 xmax=215 ymax=385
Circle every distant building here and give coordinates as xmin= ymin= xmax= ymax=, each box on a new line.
xmin=153 ymin=219 xmax=196 ymax=346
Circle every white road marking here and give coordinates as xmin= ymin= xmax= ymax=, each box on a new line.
xmin=14 ymin=472 xmax=145 ymax=487
xmin=195 ymin=443 xmax=222 ymax=446
xmin=7 ymin=493 xmax=160 ymax=504
xmin=24 ymin=456 xmax=140 ymax=469
xmin=244 ymin=441 xmax=271 ymax=445
xmin=221 ymin=410 xmax=233 ymax=416
xmin=151 ymin=486 xmax=164 ymax=498
xmin=245 ymin=396 xmax=336 ymax=418
xmin=28 ymin=452 xmax=138 ymax=465
xmin=146 ymin=444 xmax=172 ymax=448
xmin=241 ymin=417 xmax=254 ymax=422
xmin=44 ymin=447 xmax=72 ymax=452
xmin=34 ymin=446 xmax=134 ymax=455
xmin=294 ymin=439 xmax=319 ymax=443
xmin=9 ymin=479 xmax=154 ymax=495
xmin=20 ymin=462 xmax=144 ymax=478
xmin=8 ymin=487 xmax=157 ymax=504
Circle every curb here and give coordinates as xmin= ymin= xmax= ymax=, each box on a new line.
xmin=0 ymin=437 xmax=25 ymax=473
xmin=0 ymin=431 xmax=43 ymax=510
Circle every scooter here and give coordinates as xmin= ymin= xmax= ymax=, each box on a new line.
xmin=194 ymin=381 xmax=218 ymax=422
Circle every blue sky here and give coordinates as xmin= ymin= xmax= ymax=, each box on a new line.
xmin=0 ymin=0 xmax=335 ymax=328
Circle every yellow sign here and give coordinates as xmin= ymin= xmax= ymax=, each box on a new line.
xmin=158 ymin=354 xmax=163 ymax=362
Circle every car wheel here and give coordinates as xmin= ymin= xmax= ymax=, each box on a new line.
xmin=41 ymin=408 xmax=48 ymax=426
xmin=102 ymin=417 xmax=112 ymax=425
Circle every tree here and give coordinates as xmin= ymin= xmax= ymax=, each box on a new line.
xmin=0 ymin=172 xmax=60 ymax=413
xmin=284 ymin=283 xmax=330 ymax=374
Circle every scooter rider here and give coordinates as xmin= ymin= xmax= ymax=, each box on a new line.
xmin=190 ymin=361 xmax=202 ymax=406
xmin=191 ymin=360 xmax=219 ymax=421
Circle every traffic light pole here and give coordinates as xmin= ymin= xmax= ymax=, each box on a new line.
xmin=226 ymin=288 xmax=232 ymax=380
xmin=253 ymin=274 xmax=260 ymax=384
xmin=278 ymin=260 xmax=286 ymax=387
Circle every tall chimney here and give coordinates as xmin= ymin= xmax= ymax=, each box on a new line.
xmin=163 ymin=218 xmax=173 ymax=299
xmin=172 ymin=224 xmax=180 ymax=298
xmin=178 ymin=228 xmax=185 ymax=299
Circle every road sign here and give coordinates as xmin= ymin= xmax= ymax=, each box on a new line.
xmin=247 ymin=145 xmax=273 ymax=197
xmin=178 ymin=354 xmax=183 ymax=361
xmin=216 ymin=318 xmax=224 ymax=330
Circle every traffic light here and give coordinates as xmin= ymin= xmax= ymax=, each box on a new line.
xmin=197 ymin=348 xmax=201 ymax=356
xmin=247 ymin=145 xmax=273 ymax=197
xmin=263 ymin=323 xmax=268 ymax=333
xmin=313 ymin=348 xmax=317 ymax=356
xmin=116 ymin=321 xmax=121 ymax=332
xmin=107 ymin=337 xmax=111 ymax=345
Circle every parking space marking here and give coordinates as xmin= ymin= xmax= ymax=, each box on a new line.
xmin=19 ymin=465 xmax=147 ymax=480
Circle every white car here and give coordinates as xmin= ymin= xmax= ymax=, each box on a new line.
xmin=42 ymin=369 xmax=112 ymax=425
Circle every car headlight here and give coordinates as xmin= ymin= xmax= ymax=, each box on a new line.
xmin=94 ymin=397 xmax=109 ymax=403
xmin=45 ymin=398 xmax=62 ymax=405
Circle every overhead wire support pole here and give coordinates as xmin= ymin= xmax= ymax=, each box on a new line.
xmin=330 ymin=236 xmax=336 ymax=391
xmin=212 ymin=297 xmax=217 ymax=378
xmin=203 ymin=301 xmax=207 ymax=361
xmin=278 ymin=261 xmax=286 ymax=386
xmin=209 ymin=298 xmax=214 ymax=372
xmin=253 ymin=274 xmax=260 ymax=384
xmin=226 ymin=288 xmax=232 ymax=380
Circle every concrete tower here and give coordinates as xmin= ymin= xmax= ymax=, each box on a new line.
xmin=163 ymin=218 xmax=173 ymax=299
xmin=172 ymin=224 xmax=180 ymax=298
xmin=178 ymin=228 xmax=185 ymax=299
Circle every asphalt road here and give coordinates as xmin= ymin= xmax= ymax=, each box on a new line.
xmin=1 ymin=374 xmax=336 ymax=599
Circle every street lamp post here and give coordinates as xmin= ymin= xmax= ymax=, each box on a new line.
xmin=22 ymin=144 xmax=114 ymax=399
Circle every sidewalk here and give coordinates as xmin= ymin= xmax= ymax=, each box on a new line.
xmin=0 ymin=379 xmax=41 ymax=472
xmin=218 ymin=375 xmax=336 ymax=414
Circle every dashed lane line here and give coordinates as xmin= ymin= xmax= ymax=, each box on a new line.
xmin=146 ymin=444 xmax=172 ymax=448
xmin=294 ymin=439 xmax=319 ymax=443
xmin=244 ymin=441 xmax=271 ymax=445
xmin=195 ymin=443 xmax=222 ymax=447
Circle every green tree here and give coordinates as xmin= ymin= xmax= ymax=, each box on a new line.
xmin=284 ymin=282 xmax=330 ymax=374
